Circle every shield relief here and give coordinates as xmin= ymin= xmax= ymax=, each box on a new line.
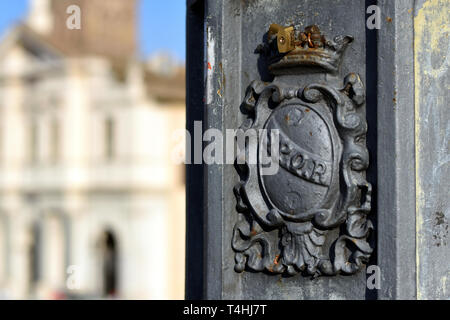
xmin=232 ymin=24 xmax=373 ymax=277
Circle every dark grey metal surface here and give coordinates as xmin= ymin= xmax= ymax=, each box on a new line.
xmin=204 ymin=0 xmax=370 ymax=299
xmin=186 ymin=0 xmax=450 ymax=300
xmin=377 ymin=0 xmax=417 ymax=300
xmin=186 ymin=0 xmax=205 ymax=300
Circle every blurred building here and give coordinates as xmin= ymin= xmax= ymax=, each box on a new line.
xmin=0 ymin=0 xmax=185 ymax=299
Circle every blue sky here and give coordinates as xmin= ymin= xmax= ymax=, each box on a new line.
xmin=0 ymin=0 xmax=186 ymax=61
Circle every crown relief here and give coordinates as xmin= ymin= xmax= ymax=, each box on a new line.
xmin=256 ymin=24 xmax=354 ymax=74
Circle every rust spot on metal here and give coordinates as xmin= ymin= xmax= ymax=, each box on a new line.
xmin=299 ymin=25 xmax=323 ymax=49
xmin=305 ymin=108 xmax=310 ymax=113
xmin=386 ymin=17 xmax=392 ymax=23
xmin=285 ymin=114 xmax=290 ymax=122
xmin=250 ymin=228 xmax=257 ymax=236
xmin=216 ymin=62 xmax=225 ymax=98
xmin=343 ymin=83 xmax=352 ymax=95
xmin=274 ymin=254 xmax=281 ymax=265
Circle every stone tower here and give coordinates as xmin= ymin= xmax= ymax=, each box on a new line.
xmin=28 ymin=0 xmax=137 ymax=61
xmin=27 ymin=0 xmax=54 ymax=35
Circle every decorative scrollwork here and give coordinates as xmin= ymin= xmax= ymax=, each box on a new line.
xmin=232 ymin=24 xmax=373 ymax=278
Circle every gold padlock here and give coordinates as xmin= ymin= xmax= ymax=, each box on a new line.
xmin=268 ymin=24 xmax=295 ymax=53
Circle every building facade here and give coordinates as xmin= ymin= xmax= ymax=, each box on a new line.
xmin=0 ymin=0 xmax=185 ymax=299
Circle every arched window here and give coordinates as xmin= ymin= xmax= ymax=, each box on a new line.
xmin=29 ymin=222 xmax=42 ymax=289
xmin=100 ymin=230 xmax=118 ymax=297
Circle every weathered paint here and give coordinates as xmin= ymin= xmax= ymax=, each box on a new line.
xmin=414 ymin=0 xmax=450 ymax=299
xmin=206 ymin=26 xmax=215 ymax=105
